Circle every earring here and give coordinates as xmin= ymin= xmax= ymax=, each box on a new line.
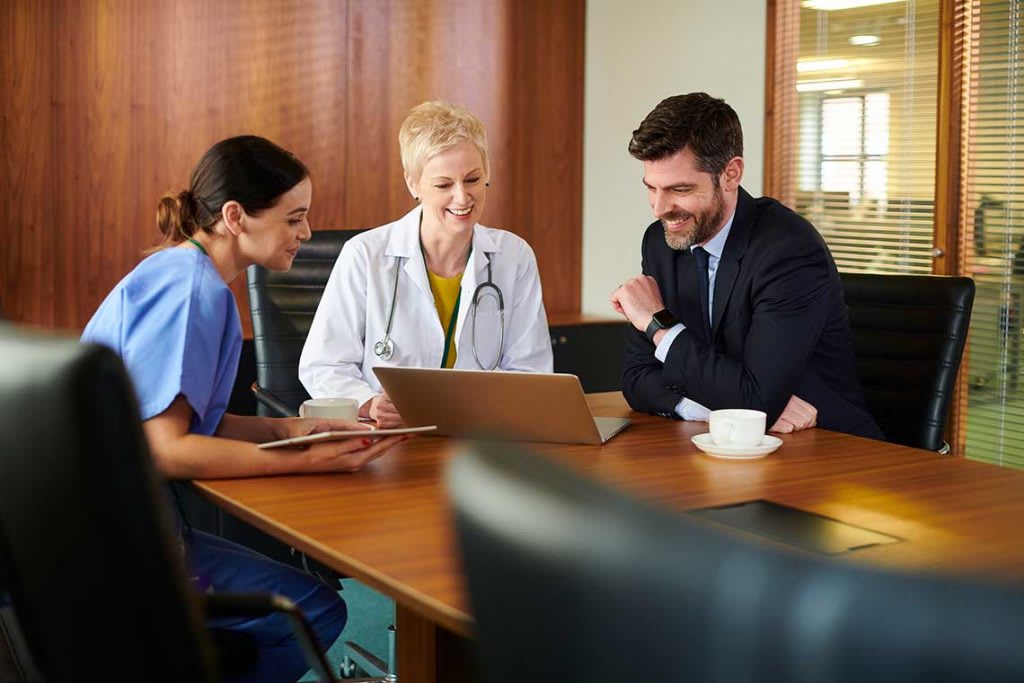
xmin=413 ymin=196 xmax=420 ymax=201
xmin=485 ymin=182 xmax=491 ymax=187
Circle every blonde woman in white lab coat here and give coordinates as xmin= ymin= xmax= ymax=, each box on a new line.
xmin=299 ymin=101 xmax=553 ymax=427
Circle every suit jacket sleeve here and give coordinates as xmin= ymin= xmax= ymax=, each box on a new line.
xmin=660 ymin=228 xmax=834 ymax=424
xmin=621 ymin=226 xmax=687 ymax=418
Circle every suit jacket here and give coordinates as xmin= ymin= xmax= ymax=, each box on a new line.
xmin=622 ymin=188 xmax=883 ymax=440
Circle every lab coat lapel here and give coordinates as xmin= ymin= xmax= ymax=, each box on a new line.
xmin=384 ymin=207 xmax=433 ymax=302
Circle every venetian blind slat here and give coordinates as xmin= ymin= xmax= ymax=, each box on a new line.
xmin=781 ymin=0 xmax=941 ymax=276
xmin=958 ymin=0 xmax=1024 ymax=468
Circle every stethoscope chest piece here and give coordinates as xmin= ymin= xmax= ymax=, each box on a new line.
xmin=374 ymin=337 xmax=394 ymax=361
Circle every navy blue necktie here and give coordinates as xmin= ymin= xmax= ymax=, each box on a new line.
xmin=692 ymin=246 xmax=712 ymax=341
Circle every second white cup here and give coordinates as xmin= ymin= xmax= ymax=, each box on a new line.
xmin=299 ymin=397 xmax=359 ymax=422
xmin=708 ymin=409 xmax=767 ymax=448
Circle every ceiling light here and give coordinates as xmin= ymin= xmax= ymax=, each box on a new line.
xmin=797 ymin=58 xmax=852 ymax=73
xmin=796 ymin=79 xmax=864 ymax=92
xmin=849 ymin=34 xmax=881 ymax=46
xmin=803 ymin=0 xmax=903 ymax=10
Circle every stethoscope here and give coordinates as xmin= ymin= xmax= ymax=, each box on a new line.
xmin=374 ymin=254 xmax=505 ymax=370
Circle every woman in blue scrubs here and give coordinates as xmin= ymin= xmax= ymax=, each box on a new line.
xmin=82 ymin=135 xmax=405 ymax=682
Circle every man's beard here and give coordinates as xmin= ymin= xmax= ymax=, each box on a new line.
xmin=661 ymin=186 xmax=725 ymax=251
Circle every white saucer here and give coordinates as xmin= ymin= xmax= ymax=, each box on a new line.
xmin=691 ymin=433 xmax=783 ymax=459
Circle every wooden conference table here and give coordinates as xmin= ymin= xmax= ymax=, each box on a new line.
xmin=194 ymin=393 xmax=1024 ymax=681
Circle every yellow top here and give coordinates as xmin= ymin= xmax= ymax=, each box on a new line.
xmin=427 ymin=270 xmax=464 ymax=368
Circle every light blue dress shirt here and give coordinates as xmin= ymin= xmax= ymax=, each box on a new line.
xmin=653 ymin=212 xmax=735 ymax=420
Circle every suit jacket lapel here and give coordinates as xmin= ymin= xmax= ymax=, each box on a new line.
xmin=711 ymin=187 xmax=754 ymax=339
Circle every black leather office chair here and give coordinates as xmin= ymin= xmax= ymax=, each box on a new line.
xmin=448 ymin=440 xmax=1024 ymax=683
xmin=842 ymin=273 xmax=975 ymax=452
xmin=248 ymin=233 xmax=396 ymax=680
xmin=247 ymin=229 xmax=364 ymax=417
xmin=0 ymin=600 xmax=41 ymax=683
xmin=0 ymin=324 xmax=337 ymax=682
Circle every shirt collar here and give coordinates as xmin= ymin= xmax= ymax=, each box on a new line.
xmin=384 ymin=205 xmax=500 ymax=264
xmin=690 ymin=209 xmax=736 ymax=262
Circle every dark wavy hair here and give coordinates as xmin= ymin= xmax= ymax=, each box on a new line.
xmin=628 ymin=93 xmax=743 ymax=178
xmin=155 ymin=135 xmax=308 ymax=246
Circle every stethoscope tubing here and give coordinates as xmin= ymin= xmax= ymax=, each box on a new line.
xmin=374 ymin=255 xmax=504 ymax=369
xmin=470 ymin=263 xmax=504 ymax=371
xmin=373 ymin=260 xmax=402 ymax=361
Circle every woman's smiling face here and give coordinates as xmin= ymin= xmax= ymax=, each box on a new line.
xmin=409 ymin=141 xmax=488 ymax=234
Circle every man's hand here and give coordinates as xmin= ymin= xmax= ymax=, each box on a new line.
xmin=610 ymin=275 xmax=666 ymax=332
xmin=769 ymin=395 xmax=818 ymax=433
xmin=360 ymin=393 xmax=405 ymax=429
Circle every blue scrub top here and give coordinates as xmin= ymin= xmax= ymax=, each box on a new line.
xmin=82 ymin=247 xmax=242 ymax=435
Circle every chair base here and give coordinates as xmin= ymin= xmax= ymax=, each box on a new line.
xmin=340 ymin=624 xmax=396 ymax=682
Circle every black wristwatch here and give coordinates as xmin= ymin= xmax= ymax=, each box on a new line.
xmin=645 ymin=309 xmax=679 ymax=342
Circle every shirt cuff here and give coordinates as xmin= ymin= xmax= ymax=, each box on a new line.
xmin=653 ymin=323 xmax=685 ymax=362
xmin=677 ymin=397 xmax=711 ymax=421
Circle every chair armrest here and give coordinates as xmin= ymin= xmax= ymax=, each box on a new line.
xmin=202 ymin=593 xmax=337 ymax=682
xmin=250 ymin=382 xmax=299 ymax=418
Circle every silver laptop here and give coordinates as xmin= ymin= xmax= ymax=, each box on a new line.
xmin=373 ymin=367 xmax=630 ymax=445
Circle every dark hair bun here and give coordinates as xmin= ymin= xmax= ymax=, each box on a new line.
xmin=155 ymin=189 xmax=197 ymax=242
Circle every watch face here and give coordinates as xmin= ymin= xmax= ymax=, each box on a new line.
xmin=646 ymin=309 xmax=678 ymax=341
xmin=654 ymin=310 xmax=676 ymax=327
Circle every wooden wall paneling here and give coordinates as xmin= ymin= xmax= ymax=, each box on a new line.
xmin=343 ymin=0 xmax=508 ymax=231
xmin=210 ymin=1 xmax=350 ymax=336
xmin=2 ymin=0 xmax=583 ymax=331
xmin=504 ymin=0 xmax=585 ymax=314
xmin=51 ymin=0 xmax=136 ymax=332
xmin=129 ymin=2 xmax=229 ymax=276
xmin=344 ymin=0 xmax=409 ymax=230
xmin=933 ymin=0 xmax=967 ymax=455
xmin=763 ymin=0 xmax=799 ymax=206
xmin=126 ymin=2 xmax=350 ymax=337
xmin=0 ymin=1 xmax=53 ymax=326
xmin=292 ymin=2 xmax=351 ymax=233
xmin=345 ymin=0 xmax=583 ymax=315
xmin=933 ymin=0 xmax=963 ymax=278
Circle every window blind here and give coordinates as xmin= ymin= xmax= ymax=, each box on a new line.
xmin=774 ymin=0 xmax=941 ymax=274
xmin=770 ymin=0 xmax=1024 ymax=466
xmin=957 ymin=0 xmax=1024 ymax=467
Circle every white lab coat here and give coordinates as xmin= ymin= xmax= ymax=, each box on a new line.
xmin=299 ymin=207 xmax=554 ymax=407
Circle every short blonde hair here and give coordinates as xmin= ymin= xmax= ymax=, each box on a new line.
xmin=399 ymin=101 xmax=489 ymax=185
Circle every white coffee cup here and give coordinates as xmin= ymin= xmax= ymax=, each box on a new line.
xmin=299 ymin=397 xmax=359 ymax=422
xmin=708 ymin=409 xmax=767 ymax=448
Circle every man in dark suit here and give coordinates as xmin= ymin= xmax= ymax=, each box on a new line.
xmin=611 ymin=93 xmax=882 ymax=439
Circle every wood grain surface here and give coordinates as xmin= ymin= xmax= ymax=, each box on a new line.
xmin=1 ymin=0 xmax=585 ymax=333
xmin=193 ymin=392 xmax=1024 ymax=641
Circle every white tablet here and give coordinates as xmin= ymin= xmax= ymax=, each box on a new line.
xmin=257 ymin=425 xmax=437 ymax=450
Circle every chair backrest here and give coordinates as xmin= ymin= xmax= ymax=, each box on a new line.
xmin=247 ymin=229 xmax=364 ymax=416
xmin=0 ymin=324 xmax=219 ymax=682
xmin=841 ymin=273 xmax=975 ymax=451
xmin=448 ymin=441 xmax=1024 ymax=683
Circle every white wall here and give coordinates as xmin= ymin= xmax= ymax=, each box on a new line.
xmin=582 ymin=0 xmax=766 ymax=314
